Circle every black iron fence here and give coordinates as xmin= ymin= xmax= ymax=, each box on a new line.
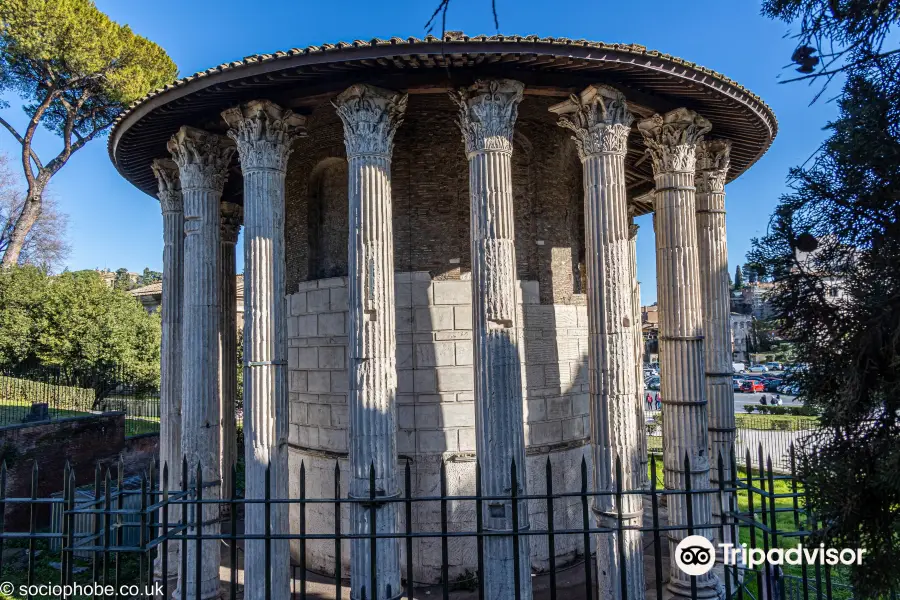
xmin=0 ymin=365 xmax=160 ymax=437
xmin=645 ymin=411 xmax=820 ymax=472
xmin=0 ymin=445 xmax=871 ymax=600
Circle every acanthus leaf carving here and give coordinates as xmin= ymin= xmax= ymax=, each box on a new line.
xmin=695 ymin=139 xmax=732 ymax=194
xmin=637 ymin=108 xmax=712 ymax=175
xmin=222 ymin=100 xmax=307 ymax=172
xmin=550 ymin=84 xmax=634 ymax=160
xmin=333 ymin=84 xmax=407 ymax=159
xmin=167 ymin=126 xmax=235 ymax=193
xmin=220 ymin=201 xmax=243 ymax=244
xmin=151 ymin=158 xmax=182 ymax=214
xmin=451 ymin=79 xmax=524 ymax=157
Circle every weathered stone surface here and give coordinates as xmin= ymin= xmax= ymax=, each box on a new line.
xmin=168 ymin=126 xmax=233 ymax=600
xmin=696 ymin=139 xmax=737 ymax=546
xmin=552 ymin=84 xmax=645 ymax=599
xmin=220 ymin=201 xmax=241 ymax=508
xmin=224 ymin=99 xmax=306 ymax=600
xmin=150 ymin=158 xmax=182 ymax=576
xmin=335 ymin=83 xmax=407 ymax=600
xmin=452 ymin=78 xmax=532 ymax=600
xmin=639 ymin=108 xmax=719 ymax=600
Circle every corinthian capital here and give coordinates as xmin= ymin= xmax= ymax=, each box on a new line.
xmin=222 ymin=100 xmax=307 ymax=172
xmin=220 ymin=202 xmax=243 ymax=244
xmin=637 ymin=108 xmax=711 ymax=175
xmin=151 ymin=158 xmax=182 ymax=213
xmin=451 ymin=79 xmax=524 ymax=157
xmin=695 ymin=139 xmax=732 ymax=194
xmin=333 ymin=84 xmax=407 ymax=159
xmin=167 ymin=126 xmax=235 ymax=193
xmin=549 ymin=84 xmax=633 ymax=160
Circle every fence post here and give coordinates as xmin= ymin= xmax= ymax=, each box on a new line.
xmin=334 ymin=461 xmax=342 ymax=600
xmin=300 ymin=460 xmax=307 ymax=600
xmin=230 ymin=463 xmax=238 ymax=600
xmin=580 ymin=456 xmax=592 ymax=600
xmin=0 ymin=462 xmax=6 ymax=579
xmin=440 ymin=460 xmax=448 ymax=600
xmin=545 ymin=457 xmax=556 ymax=600
xmin=475 ymin=461 xmax=484 ymax=600
xmin=650 ymin=454 xmax=663 ymax=600
xmin=28 ymin=461 xmax=38 ymax=594
xmin=404 ymin=459 xmax=412 ymax=600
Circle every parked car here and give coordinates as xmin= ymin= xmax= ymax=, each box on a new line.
xmin=732 ymin=362 xmax=746 ymax=373
xmin=764 ymin=378 xmax=782 ymax=392
xmin=748 ymin=364 xmax=769 ymax=373
xmin=778 ymin=383 xmax=800 ymax=395
xmin=765 ymin=362 xmax=782 ymax=371
xmin=733 ymin=379 xmax=744 ymax=392
xmin=740 ymin=380 xmax=765 ymax=393
xmin=646 ymin=377 xmax=660 ymax=391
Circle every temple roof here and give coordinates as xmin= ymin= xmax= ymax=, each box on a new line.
xmin=109 ymin=33 xmax=777 ymax=208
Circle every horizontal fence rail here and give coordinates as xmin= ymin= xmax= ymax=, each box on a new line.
xmin=0 ymin=364 xmax=161 ymax=437
xmin=0 ymin=445 xmax=868 ymax=600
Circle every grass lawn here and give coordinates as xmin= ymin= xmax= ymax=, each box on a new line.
xmin=735 ymin=414 xmax=819 ymax=431
xmin=648 ymin=455 xmax=855 ymax=599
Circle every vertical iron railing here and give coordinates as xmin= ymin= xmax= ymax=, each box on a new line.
xmin=0 ymin=444 xmax=882 ymax=600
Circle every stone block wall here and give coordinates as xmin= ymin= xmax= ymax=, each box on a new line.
xmin=287 ymin=273 xmax=593 ymax=582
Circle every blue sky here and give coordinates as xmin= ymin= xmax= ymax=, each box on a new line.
xmin=0 ymin=0 xmax=837 ymax=304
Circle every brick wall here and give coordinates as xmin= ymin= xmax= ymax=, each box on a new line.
xmin=0 ymin=414 xmax=158 ymax=528
xmin=287 ymin=273 xmax=592 ymax=581
xmin=284 ymin=94 xmax=585 ymax=304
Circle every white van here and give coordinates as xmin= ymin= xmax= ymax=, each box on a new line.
xmin=732 ymin=362 xmax=746 ymax=373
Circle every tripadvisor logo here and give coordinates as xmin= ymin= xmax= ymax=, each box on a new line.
xmin=675 ymin=536 xmax=867 ymax=576
xmin=675 ymin=536 xmax=716 ymax=576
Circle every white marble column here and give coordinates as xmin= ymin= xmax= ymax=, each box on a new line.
xmin=168 ymin=126 xmax=234 ymax=600
xmin=220 ymin=202 xmax=242 ymax=503
xmin=552 ymin=84 xmax=645 ymax=600
xmin=629 ymin=217 xmax=649 ymax=489
xmin=334 ymin=84 xmax=407 ymax=600
xmin=453 ymin=79 xmax=532 ymax=600
xmin=695 ymin=139 xmax=735 ymax=537
xmin=638 ymin=109 xmax=719 ymax=599
xmin=151 ymin=158 xmax=183 ymax=578
xmin=223 ymin=100 xmax=305 ymax=600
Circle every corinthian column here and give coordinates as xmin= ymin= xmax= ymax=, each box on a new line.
xmin=695 ymin=140 xmax=735 ymax=538
xmin=168 ymin=126 xmax=234 ymax=600
xmin=220 ymin=202 xmax=242 ymax=506
xmin=453 ymin=79 xmax=531 ymax=600
xmin=638 ymin=109 xmax=719 ymax=599
xmin=551 ymin=84 xmax=644 ymax=600
xmin=151 ymin=158 xmax=182 ymax=578
xmin=628 ymin=216 xmax=649 ymax=489
xmin=223 ymin=100 xmax=305 ymax=600
xmin=334 ymin=83 xmax=407 ymax=600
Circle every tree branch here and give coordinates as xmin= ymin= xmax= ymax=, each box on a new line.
xmin=0 ymin=116 xmax=43 ymax=172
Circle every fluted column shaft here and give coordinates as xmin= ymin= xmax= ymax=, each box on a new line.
xmin=220 ymin=203 xmax=241 ymax=506
xmin=638 ymin=109 xmax=719 ymax=599
xmin=552 ymin=85 xmax=644 ymax=600
xmin=168 ymin=126 xmax=234 ymax=600
xmin=629 ymin=219 xmax=649 ymax=489
xmin=152 ymin=159 xmax=183 ymax=578
xmin=454 ymin=79 xmax=531 ymax=600
xmin=334 ymin=84 xmax=407 ymax=600
xmin=223 ymin=100 xmax=305 ymax=600
xmin=696 ymin=140 xmax=735 ymax=540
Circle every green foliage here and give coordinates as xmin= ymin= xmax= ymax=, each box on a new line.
xmin=734 ymin=264 xmax=744 ymax=289
xmin=0 ymin=0 xmax=177 ymax=134
xmin=138 ymin=267 xmax=162 ymax=287
xmin=0 ymin=266 xmax=160 ymax=403
xmin=750 ymin=3 xmax=900 ymax=587
xmin=744 ymin=405 xmax=755 ymax=413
